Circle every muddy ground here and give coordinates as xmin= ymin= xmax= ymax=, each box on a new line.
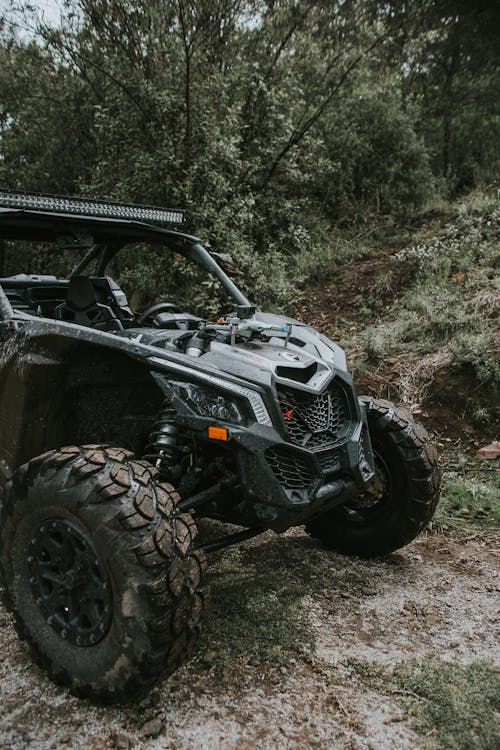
xmin=1 ymin=524 xmax=498 ymax=750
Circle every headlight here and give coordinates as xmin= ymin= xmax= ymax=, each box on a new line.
xmin=173 ymin=382 xmax=245 ymax=424
xmin=149 ymin=356 xmax=273 ymax=427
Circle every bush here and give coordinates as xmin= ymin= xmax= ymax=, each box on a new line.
xmin=361 ymin=192 xmax=500 ymax=421
xmin=116 ymin=239 xmax=297 ymax=318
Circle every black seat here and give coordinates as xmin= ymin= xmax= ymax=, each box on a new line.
xmin=90 ymin=276 xmax=134 ymax=323
xmin=56 ymin=276 xmax=125 ymax=331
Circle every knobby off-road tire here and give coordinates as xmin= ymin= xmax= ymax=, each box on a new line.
xmin=306 ymin=397 xmax=441 ymax=557
xmin=0 ymin=445 xmax=206 ymax=701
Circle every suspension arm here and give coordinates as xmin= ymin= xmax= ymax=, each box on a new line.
xmin=177 ymin=476 xmax=239 ymax=513
xmin=200 ymin=525 xmax=267 ymax=554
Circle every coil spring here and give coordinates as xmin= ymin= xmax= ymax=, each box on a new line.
xmin=144 ymin=405 xmax=178 ymax=477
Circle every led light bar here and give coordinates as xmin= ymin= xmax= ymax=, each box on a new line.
xmin=0 ymin=189 xmax=184 ymax=225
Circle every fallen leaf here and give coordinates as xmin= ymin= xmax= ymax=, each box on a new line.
xmin=476 ymin=441 xmax=500 ymax=459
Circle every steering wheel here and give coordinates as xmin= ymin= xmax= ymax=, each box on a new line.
xmin=137 ymin=302 xmax=178 ymax=325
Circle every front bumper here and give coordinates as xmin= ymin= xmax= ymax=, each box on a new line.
xmin=233 ymin=418 xmax=374 ymax=530
xmin=154 ymin=369 xmax=375 ymax=531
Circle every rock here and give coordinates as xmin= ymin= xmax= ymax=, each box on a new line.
xmin=141 ymin=717 xmax=163 ymax=739
xmin=111 ymin=731 xmax=134 ymax=749
xmin=202 ymin=650 xmax=219 ymax=666
xmin=476 ymin=441 xmax=500 ymax=459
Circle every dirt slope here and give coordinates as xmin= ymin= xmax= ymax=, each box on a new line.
xmin=295 ymin=248 xmax=493 ymax=447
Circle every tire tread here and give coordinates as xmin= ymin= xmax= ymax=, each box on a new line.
xmin=0 ymin=444 xmax=206 ymax=701
xmin=306 ymin=397 xmax=441 ymax=557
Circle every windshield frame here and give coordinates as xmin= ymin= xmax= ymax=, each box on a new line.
xmin=0 ymin=209 xmax=251 ymax=320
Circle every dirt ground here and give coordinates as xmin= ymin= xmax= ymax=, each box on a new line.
xmin=1 ymin=525 xmax=498 ymax=750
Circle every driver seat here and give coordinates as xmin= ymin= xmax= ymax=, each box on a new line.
xmin=56 ymin=276 xmax=124 ymax=331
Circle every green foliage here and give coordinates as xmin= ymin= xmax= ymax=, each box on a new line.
xmin=362 ymin=309 xmax=421 ymax=358
xmin=316 ymin=85 xmax=435 ymax=221
xmin=383 ymin=1 xmax=500 ymax=193
xmin=1 ymin=1 xmax=499 ymax=314
xmin=450 ymin=331 xmax=500 ymax=413
xmin=115 ymin=240 xmax=297 ymax=316
xmin=118 ymin=255 xmax=223 ymax=318
xmin=0 ymin=2 xmax=456 ymax=264
xmin=292 ymin=230 xmax=376 ymax=286
xmin=439 ymin=476 xmax=500 ymax=526
xmin=232 ymin=244 xmax=297 ymax=312
xmin=0 ymin=34 xmax=96 ymax=193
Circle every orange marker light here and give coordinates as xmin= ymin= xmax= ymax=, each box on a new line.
xmin=208 ymin=426 xmax=229 ymax=441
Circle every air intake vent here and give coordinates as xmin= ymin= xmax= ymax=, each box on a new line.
xmin=265 ymin=446 xmax=315 ymax=489
xmin=315 ymin=448 xmax=342 ymax=475
xmin=275 ymin=362 xmax=317 ymax=384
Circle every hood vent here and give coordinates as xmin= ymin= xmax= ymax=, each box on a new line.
xmin=275 ymin=362 xmax=317 ymax=384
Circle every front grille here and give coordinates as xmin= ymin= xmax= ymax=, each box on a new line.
xmin=278 ymin=383 xmax=350 ymax=450
xmin=315 ymin=448 xmax=342 ymax=475
xmin=265 ymin=446 xmax=315 ymax=489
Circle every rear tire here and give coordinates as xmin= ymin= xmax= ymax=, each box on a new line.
xmin=306 ymin=398 xmax=441 ymax=557
xmin=0 ymin=445 xmax=206 ymax=701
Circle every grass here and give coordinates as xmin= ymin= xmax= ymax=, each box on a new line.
xmin=192 ymin=532 xmax=320 ymax=682
xmin=194 ymin=567 xmax=315 ymax=680
xmin=352 ymin=658 xmax=500 ymax=750
xmin=293 ymin=230 xmax=376 ymax=285
xmin=394 ymin=660 xmax=500 ymax=750
xmin=437 ymin=451 xmax=500 ymax=531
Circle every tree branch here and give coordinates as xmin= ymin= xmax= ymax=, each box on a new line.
xmin=254 ymin=30 xmax=390 ymax=191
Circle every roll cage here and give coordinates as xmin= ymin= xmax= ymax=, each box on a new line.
xmin=0 ymin=190 xmax=250 ymax=320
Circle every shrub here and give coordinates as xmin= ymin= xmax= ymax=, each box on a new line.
xmin=361 ymin=192 xmax=500 ymax=421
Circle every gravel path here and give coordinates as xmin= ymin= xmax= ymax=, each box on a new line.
xmin=1 ymin=527 xmax=498 ymax=750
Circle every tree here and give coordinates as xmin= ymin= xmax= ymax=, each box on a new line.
xmin=377 ymin=0 xmax=500 ymax=189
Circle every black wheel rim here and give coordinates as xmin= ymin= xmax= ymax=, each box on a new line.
xmin=340 ymin=451 xmax=393 ymax=524
xmin=28 ymin=518 xmax=113 ymax=646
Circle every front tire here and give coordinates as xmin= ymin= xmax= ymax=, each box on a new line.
xmin=306 ymin=398 xmax=441 ymax=557
xmin=0 ymin=445 xmax=206 ymax=701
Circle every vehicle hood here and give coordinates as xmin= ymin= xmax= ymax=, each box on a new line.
xmin=190 ymin=312 xmax=347 ymax=392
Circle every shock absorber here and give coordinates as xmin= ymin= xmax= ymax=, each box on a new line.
xmin=144 ymin=404 xmax=179 ymax=478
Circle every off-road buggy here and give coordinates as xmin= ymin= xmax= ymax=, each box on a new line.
xmin=0 ymin=190 xmax=440 ymax=701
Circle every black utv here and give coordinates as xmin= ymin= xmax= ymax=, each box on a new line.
xmin=0 ymin=190 xmax=440 ymax=700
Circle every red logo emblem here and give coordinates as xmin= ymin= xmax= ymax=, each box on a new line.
xmin=283 ymin=409 xmax=295 ymax=422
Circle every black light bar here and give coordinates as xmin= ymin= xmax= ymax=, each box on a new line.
xmin=0 ymin=189 xmax=184 ymax=226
